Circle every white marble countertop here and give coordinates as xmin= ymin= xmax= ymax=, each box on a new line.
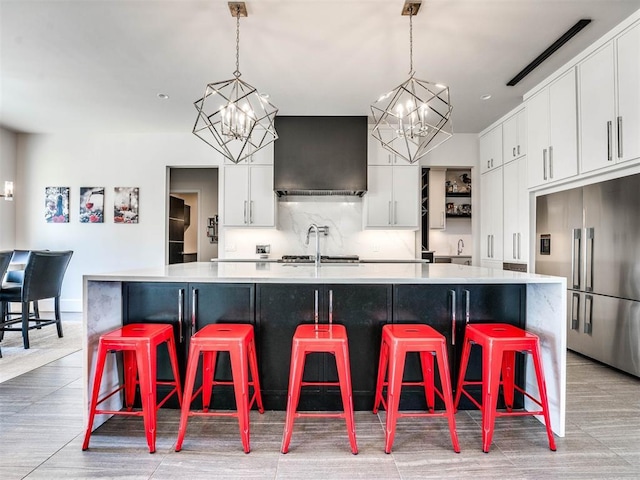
xmin=85 ymin=261 xmax=564 ymax=285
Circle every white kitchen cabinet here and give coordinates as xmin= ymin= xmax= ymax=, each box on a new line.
xmin=503 ymin=157 xmax=528 ymax=264
xmin=579 ymin=43 xmax=616 ymax=174
xmin=223 ymin=165 xmax=275 ymax=227
xmin=616 ymin=22 xmax=640 ymax=164
xmin=428 ymin=169 xmax=446 ymax=229
xmin=480 ymin=168 xmax=503 ymax=262
xmin=526 ymin=68 xmax=578 ymax=188
xmin=502 ymin=108 xmax=527 ymax=162
xmin=367 ymin=133 xmax=402 ymax=165
xmin=479 ymin=125 xmax=502 ymax=174
xmin=365 ymin=164 xmax=419 ymax=229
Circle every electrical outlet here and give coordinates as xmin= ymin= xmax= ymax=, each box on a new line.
xmin=256 ymin=244 xmax=271 ymax=255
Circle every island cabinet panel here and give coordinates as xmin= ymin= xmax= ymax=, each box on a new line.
xmin=392 ymin=284 xmax=526 ymax=410
xmin=122 ymin=282 xmax=255 ymax=409
xmin=256 ymin=283 xmax=392 ymax=410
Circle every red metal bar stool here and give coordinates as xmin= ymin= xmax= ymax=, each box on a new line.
xmin=454 ymin=323 xmax=556 ymax=453
xmin=281 ymin=322 xmax=358 ymax=454
xmin=82 ymin=323 xmax=182 ymax=453
xmin=175 ymin=323 xmax=264 ymax=453
xmin=373 ymin=324 xmax=460 ymax=453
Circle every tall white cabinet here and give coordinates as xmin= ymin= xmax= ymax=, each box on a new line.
xmin=526 ymin=68 xmax=578 ymax=188
xmin=503 ymin=157 xmax=528 ymax=263
xmin=365 ymin=164 xmax=419 ymax=228
xmin=480 ymin=167 xmax=503 ymax=263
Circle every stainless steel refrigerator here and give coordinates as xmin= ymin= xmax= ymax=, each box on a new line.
xmin=536 ymin=173 xmax=640 ymax=377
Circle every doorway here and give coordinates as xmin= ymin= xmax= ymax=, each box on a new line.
xmin=168 ymin=168 xmax=219 ymax=264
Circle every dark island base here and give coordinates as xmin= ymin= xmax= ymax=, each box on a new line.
xmin=123 ymin=281 xmax=526 ymax=413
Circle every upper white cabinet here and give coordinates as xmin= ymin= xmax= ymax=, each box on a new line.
xmin=579 ymin=22 xmax=640 ymax=173
xmin=503 ymin=156 xmax=528 ymax=264
xmin=365 ymin=164 xmax=419 ymax=229
xmin=526 ymin=68 xmax=578 ymax=188
xmin=428 ymin=169 xmax=446 ymax=229
xmin=223 ymin=165 xmax=275 ymax=227
xmin=367 ymin=133 xmax=402 ymax=165
xmin=579 ymin=43 xmax=616 ymax=174
xmin=616 ymin=22 xmax=640 ymax=164
xmin=480 ymin=167 xmax=503 ymax=262
xmin=479 ymin=125 xmax=503 ymax=174
xmin=502 ymin=109 xmax=527 ymax=162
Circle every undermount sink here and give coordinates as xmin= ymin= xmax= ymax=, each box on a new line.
xmin=280 ymin=255 xmax=360 ymax=264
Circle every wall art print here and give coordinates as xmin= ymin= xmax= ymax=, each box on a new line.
xmin=114 ymin=187 xmax=139 ymax=224
xmin=80 ymin=187 xmax=105 ymax=223
xmin=45 ymin=186 xmax=70 ymax=223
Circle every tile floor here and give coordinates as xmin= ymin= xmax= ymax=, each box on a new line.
xmin=1 ymin=347 xmax=639 ymax=479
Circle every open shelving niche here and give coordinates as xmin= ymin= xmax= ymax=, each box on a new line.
xmin=445 ymin=169 xmax=472 ymax=218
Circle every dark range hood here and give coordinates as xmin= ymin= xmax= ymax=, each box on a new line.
xmin=274 ymin=116 xmax=368 ymax=197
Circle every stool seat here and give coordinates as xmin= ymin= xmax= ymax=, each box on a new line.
xmin=373 ymin=324 xmax=460 ymax=453
xmin=454 ymin=323 xmax=556 ymax=453
xmin=82 ymin=323 xmax=182 ymax=453
xmin=175 ymin=323 xmax=264 ymax=454
xmin=281 ymin=323 xmax=358 ymax=454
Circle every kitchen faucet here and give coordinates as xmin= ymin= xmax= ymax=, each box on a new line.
xmin=457 ymin=239 xmax=464 ymax=256
xmin=305 ymin=223 xmax=329 ymax=267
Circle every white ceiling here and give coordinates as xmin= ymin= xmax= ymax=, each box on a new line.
xmin=1 ymin=0 xmax=639 ymax=135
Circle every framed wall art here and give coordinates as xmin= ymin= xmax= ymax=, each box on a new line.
xmin=80 ymin=187 xmax=105 ymax=223
xmin=114 ymin=187 xmax=139 ymax=224
xmin=45 ymin=186 xmax=70 ymax=223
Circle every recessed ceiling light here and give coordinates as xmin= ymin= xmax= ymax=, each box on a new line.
xmin=480 ymin=94 xmax=492 ymax=100
xmin=157 ymin=93 xmax=169 ymax=100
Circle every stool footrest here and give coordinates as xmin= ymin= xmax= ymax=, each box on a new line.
xmin=295 ymin=412 xmax=346 ymax=419
xmin=397 ymin=411 xmax=450 ymax=419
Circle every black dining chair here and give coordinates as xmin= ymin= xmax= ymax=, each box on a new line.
xmin=0 ymin=250 xmax=73 ymax=349
xmin=1 ymin=250 xmax=41 ymax=326
xmin=0 ymin=251 xmax=14 ymax=357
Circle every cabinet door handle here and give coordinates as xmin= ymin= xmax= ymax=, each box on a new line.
xmin=388 ymin=201 xmax=392 ymax=225
xmin=617 ymin=116 xmax=623 ymax=159
xmin=513 ymin=233 xmax=516 ymax=260
xmin=328 ymin=289 xmax=333 ymax=325
xmin=543 ymin=148 xmax=548 ymax=180
xmin=388 ymin=154 xmax=392 ymax=164
xmin=549 ymin=145 xmax=553 ymax=179
xmin=243 ymin=200 xmax=248 ymax=224
xmin=491 ymin=158 xmax=494 ymax=168
xmin=584 ymin=294 xmax=593 ymax=335
xmin=464 ymin=289 xmax=470 ymax=326
xmin=394 ymin=201 xmax=398 ymax=225
xmin=314 ymin=289 xmax=319 ymax=328
xmin=440 ymin=211 xmax=445 ymax=228
xmin=491 ymin=234 xmax=494 ymax=258
xmin=487 ymin=235 xmax=490 ymax=257
xmin=571 ymin=292 xmax=580 ymax=330
xmin=607 ymin=120 xmax=613 ymax=162
xmin=487 ymin=159 xmax=490 ymax=169
xmin=512 ymin=147 xmax=516 ymax=157
xmin=517 ymin=232 xmax=521 ymax=260
xmin=178 ymin=288 xmax=184 ymax=343
xmin=249 ymin=200 xmax=254 ymax=224
xmin=191 ymin=287 xmax=198 ymax=336
xmin=517 ymin=144 xmax=520 ymax=155
xmin=449 ymin=289 xmax=456 ymax=346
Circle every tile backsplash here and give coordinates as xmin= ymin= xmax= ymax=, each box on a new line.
xmin=222 ymin=197 xmax=416 ymax=260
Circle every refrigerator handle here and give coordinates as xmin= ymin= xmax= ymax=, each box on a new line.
xmin=585 ymin=227 xmax=594 ymax=293
xmin=584 ymin=294 xmax=593 ymax=335
xmin=572 ymin=229 xmax=582 ymax=289
xmin=571 ymin=292 xmax=580 ymax=331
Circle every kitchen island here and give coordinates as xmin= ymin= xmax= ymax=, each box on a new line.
xmin=83 ymin=262 xmax=566 ymax=436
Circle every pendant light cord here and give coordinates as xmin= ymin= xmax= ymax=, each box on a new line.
xmin=409 ymin=5 xmax=413 ymax=76
xmin=234 ymin=6 xmax=241 ymax=77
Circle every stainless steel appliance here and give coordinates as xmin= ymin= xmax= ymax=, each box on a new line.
xmin=280 ymin=255 xmax=360 ymax=264
xmin=535 ymin=173 xmax=640 ymax=377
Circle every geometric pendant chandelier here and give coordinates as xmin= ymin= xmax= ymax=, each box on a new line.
xmin=370 ymin=1 xmax=453 ymax=164
xmin=193 ymin=2 xmax=278 ymax=164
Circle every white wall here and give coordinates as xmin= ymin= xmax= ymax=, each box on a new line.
xmin=0 ymin=127 xmax=17 ymax=249
xmin=16 ymin=133 xmax=222 ymax=311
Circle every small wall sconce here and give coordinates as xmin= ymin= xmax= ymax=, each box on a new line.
xmin=1 ymin=181 xmax=13 ymax=201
